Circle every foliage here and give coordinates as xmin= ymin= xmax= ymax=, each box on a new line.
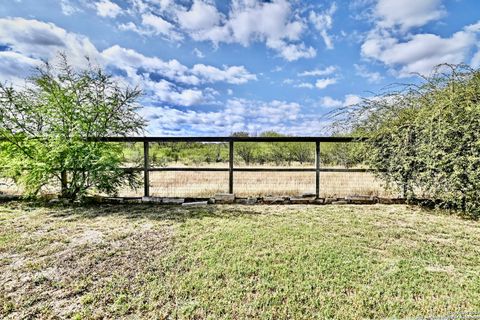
xmin=119 ymin=131 xmax=360 ymax=167
xmin=289 ymin=142 xmax=314 ymax=164
xmin=231 ymin=131 xmax=256 ymax=165
xmin=320 ymin=142 xmax=363 ymax=168
xmin=338 ymin=64 xmax=480 ymax=216
xmin=0 ymin=54 xmax=146 ymax=200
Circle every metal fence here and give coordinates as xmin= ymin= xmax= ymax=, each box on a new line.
xmin=94 ymin=136 xmax=370 ymax=198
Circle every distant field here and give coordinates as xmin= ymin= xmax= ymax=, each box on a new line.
xmin=117 ymin=162 xmax=392 ymax=198
xmin=1 ymin=165 xmax=392 ymax=198
xmin=1 ymin=203 xmax=480 ymax=319
xmin=0 ymin=141 xmax=383 ymax=198
xmin=119 ymin=170 xmax=391 ymax=198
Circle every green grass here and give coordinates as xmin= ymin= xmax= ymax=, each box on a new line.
xmin=1 ymin=203 xmax=480 ymax=319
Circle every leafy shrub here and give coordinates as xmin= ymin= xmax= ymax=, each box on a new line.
xmin=0 ymin=54 xmax=146 ymax=200
xmin=339 ymin=64 xmax=480 ymax=216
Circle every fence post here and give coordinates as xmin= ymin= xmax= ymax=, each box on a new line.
xmin=229 ymin=141 xmax=234 ymax=194
xmin=143 ymin=141 xmax=150 ymax=197
xmin=315 ymin=141 xmax=320 ymax=199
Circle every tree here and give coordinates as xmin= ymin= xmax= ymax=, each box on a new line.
xmin=231 ymin=131 xmax=256 ymax=165
xmin=0 ymin=54 xmax=146 ymax=200
xmin=259 ymin=131 xmax=289 ymax=165
xmin=288 ymin=143 xmax=314 ymax=164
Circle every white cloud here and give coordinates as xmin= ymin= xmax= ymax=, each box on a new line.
xmin=95 ymin=0 xmax=122 ymax=18
xmin=288 ymin=66 xmax=339 ymax=89
xmin=315 ymin=78 xmax=337 ymax=89
xmin=140 ymin=98 xmax=328 ymax=136
xmin=102 ymin=45 xmax=256 ymax=85
xmin=354 ymin=64 xmax=383 ymax=83
xmin=176 ymin=0 xmax=222 ymax=31
xmin=140 ymin=13 xmax=182 ymax=40
xmin=472 ymin=49 xmax=480 ymax=68
xmin=60 ymin=0 xmax=81 ymax=15
xmin=223 ymin=0 xmax=315 ymax=61
xmin=174 ymin=90 xmax=204 ymax=106
xmin=271 ymin=65 xmax=283 ymax=72
xmin=266 ymin=39 xmax=316 ymax=61
xmin=296 ymin=82 xmax=314 ymax=89
xmin=193 ymin=48 xmax=205 ymax=58
xmin=0 ymin=18 xmax=256 ymax=109
xmin=0 ymin=17 xmax=100 ymax=68
xmin=118 ymin=21 xmax=142 ymax=33
xmin=344 ymin=94 xmax=362 ymax=106
xmin=0 ymin=51 xmax=40 ymax=85
xmin=122 ymin=0 xmax=316 ymax=61
xmin=359 ymin=0 xmax=480 ymax=76
xmin=128 ymin=0 xmax=154 ymax=14
xmin=220 ymin=0 xmax=304 ymax=45
xmin=98 ymin=47 xmax=207 ymax=107
xmin=375 ymin=0 xmax=445 ymax=31
xmin=298 ymin=66 xmax=336 ymax=77
xmin=146 ymin=79 xmax=204 ymax=106
xmin=102 ymin=45 xmax=199 ymax=84
xmin=319 ymin=94 xmax=362 ymax=108
xmin=309 ymin=2 xmax=337 ymax=49
xmin=320 ymin=96 xmax=342 ymax=108
xmin=361 ymin=22 xmax=480 ymax=76
xmin=191 ymin=64 xmax=257 ymax=84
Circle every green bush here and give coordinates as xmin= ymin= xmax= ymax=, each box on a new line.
xmin=0 ymin=54 xmax=145 ymax=200
xmin=341 ymin=64 xmax=480 ymax=216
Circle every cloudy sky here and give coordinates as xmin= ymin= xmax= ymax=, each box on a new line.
xmin=1 ymin=0 xmax=479 ymax=136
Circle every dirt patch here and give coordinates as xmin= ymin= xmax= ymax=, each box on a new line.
xmin=0 ymin=206 xmax=175 ymax=319
xmin=70 ymin=229 xmax=105 ymax=246
xmin=425 ymin=265 xmax=455 ymax=274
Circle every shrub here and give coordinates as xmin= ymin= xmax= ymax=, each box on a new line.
xmin=339 ymin=64 xmax=480 ymax=216
xmin=0 ymin=54 xmax=146 ymax=200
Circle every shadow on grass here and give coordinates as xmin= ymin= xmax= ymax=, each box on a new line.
xmin=5 ymin=201 xmax=264 ymax=223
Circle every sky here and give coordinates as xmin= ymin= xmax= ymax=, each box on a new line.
xmin=0 ymin=0 xmax=479 ymax=136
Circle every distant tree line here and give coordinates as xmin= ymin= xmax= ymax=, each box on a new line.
xmin=121 ymin=131 xmax=363 ymax=167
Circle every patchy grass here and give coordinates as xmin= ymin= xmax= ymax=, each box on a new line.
xmin=1 ymin=203 xmax=480 ymax=319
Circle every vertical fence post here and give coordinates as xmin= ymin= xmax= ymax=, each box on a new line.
xmin=315 ymin=141 xmax=320 ymax=199
xmin=229 ymin=141 xmax=234 ymax=194
xmin=143 ymin=141 xmax=150 ymax=197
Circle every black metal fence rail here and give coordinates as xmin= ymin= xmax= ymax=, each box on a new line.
xmin=95 ymin=136 xmax=368 ymax=143
xmin=103 ymin=136 xmax=368 ymax=198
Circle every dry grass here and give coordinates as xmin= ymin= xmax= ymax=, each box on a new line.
xmin=0 ymin=178 xmax=59 ymax=196
xmin=1 ymin=166 xmax=392 ymax=198
xmin=119 ymin=168 xmax=392 ymax=198
xmin=0 ymin=179 xmax=22 ymax=195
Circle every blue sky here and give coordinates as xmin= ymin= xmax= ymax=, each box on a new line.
xmin=1 ymin=0 xmax=479 ymax=136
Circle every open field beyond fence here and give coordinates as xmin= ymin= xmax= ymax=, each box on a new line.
xmin=1 ymin=203 xmax=480 ymax=319
xmin=119 ymin=169 xmax=392 ymax=198
xmin=1 ymin=137 xmax=393 ymax=199
xmin=1 ymin=169 xmax=392 ymax=198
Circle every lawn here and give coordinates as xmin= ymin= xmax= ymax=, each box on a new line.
xmin=1 ymin=203 xmax=480 ymax=319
